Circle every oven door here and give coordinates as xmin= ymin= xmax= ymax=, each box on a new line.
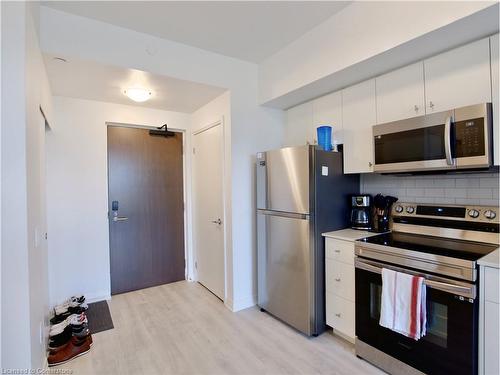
xmin=373 ymin=110 xmax=455 ymax=173
xmin=355 ymin=258 xmax=478 ymax=375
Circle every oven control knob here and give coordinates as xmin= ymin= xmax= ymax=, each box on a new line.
xmin=395 ymin=205 xmax=403 ymax=213
xmin=468 ymin=209 xmax=480 ymax=218
xmin=406 ymin=206 xmax=415 ymax=214
xmin=484 ymin=210 xmax=496 ymax=219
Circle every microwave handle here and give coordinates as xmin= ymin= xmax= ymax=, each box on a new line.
xmin=444 ymin=116 xmax=454 ymax=165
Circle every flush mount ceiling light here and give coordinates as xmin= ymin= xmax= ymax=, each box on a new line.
xmin=124 ymin=87 xmax=152 ymax=102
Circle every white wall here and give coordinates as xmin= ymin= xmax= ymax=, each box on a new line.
xmin=1 ymin=2 xmax=53 ymax=369
xmin=46 ymin=96 xmax=191 ymax=305
xmin=40 ymin=7 xmax=285 ymax=311
xmin=259 ymin=1 xmax=497 ymax=108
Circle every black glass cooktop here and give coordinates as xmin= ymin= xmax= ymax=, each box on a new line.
xmin=357 ymin=232 xmax=498 ymax=261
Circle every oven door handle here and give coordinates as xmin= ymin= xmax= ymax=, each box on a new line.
xmin=355 ymin=259 xmax=475 ymax=299
xmin=444 ymin=115 xmax=454 ymax=166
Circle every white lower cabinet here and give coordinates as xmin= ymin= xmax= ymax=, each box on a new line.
xmin=325 ymin=237 xmax=356 ymax=342
xmin=326 ymin=293 xmax=355 ymax=340
xmin=479 ymin=263 xmax=500 ymax=375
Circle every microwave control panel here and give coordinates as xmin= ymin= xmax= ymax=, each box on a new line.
xmin=454 ymin=117 xmax=485 ymax=157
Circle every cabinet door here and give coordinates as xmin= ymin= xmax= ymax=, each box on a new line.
xmin=491 ymin=34 xmax=499 ymax=166
xmin=424 ymin=37 xmax=491 ymax=113
xmin=285 ymin=102 xmax=313 ymax=147
xmin=342 ymin=79 xmax=376 ymax=173
xmin=376 ymin=62 xmax=425 ymax=123
xmin=312 ymin=91 xmax=343 ymax=145
xmin=484 ymin=301 xmax=499 ymax=375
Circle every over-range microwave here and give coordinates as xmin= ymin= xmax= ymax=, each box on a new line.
xmin=373 ymin=103 xmax=493 ymax=173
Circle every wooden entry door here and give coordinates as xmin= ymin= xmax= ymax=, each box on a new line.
xmin=107 ymin=126 xmax=185 ymax=295
xmin=193 ymin=123 xmax=225 ymax=300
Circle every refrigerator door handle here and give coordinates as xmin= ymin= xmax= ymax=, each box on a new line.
xmin=257 ymin=209 xmax=309 ymax=220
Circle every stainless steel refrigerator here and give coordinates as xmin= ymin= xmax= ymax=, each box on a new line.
xmin=256 ymin=145 xmax=359 ymax=336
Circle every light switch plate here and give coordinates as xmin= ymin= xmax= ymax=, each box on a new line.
xmin=321 ymin=166 xmax=329 ymax=176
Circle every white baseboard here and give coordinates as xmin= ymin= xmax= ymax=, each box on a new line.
xmin=225 ymin=294 xmax=256 ymax=312
xmin=85 ymin=292 xmax=111 ymax=303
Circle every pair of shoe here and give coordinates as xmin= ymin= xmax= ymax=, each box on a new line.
xmin=48 ymin=335 xmax=92 ymax=367
xmin=50 ymin=295 xmax=87 ymax=324
xmin=48 ymin=295 xmax=93 ymax=366
xmin=50 ymin=313 xmax=87 ymax=336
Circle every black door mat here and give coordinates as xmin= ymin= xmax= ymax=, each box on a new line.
xmin=86 ymin=301 xmax=114 ymax=334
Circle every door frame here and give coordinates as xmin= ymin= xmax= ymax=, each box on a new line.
xmin=192 ymin=118 xmax=227 ymax=302
xmin=105 ymin=122 xmax=191 ymax=284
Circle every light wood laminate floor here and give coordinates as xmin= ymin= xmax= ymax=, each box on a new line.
xmin=63 ymin=281 xmax=383 ymax=374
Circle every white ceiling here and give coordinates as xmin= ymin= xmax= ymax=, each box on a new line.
xmin=44 ymin=54 xmax=227 ymax=113
xmin=41 ymin=1 xmax=350 ymax=63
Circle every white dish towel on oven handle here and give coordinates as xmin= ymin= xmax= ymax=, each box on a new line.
xmin=379 ymin=268 xmax=427 ymax=340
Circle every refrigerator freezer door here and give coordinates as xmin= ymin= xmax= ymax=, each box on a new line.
xmin=266 ymin=146 xmax=310 ymax=214
xmin=257 ymin=211 xmax=311 ymax=335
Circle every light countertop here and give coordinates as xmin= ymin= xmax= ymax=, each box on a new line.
xmin=478 ymin=248 xmax=500 ymax=269
xmin=322 ymin=228 xmax=381 ymax=242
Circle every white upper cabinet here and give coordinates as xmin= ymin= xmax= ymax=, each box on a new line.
xmin=424 ymin=37 xmax=491 ymax=113
xmin=376 ymin=62 xmax=425 ymax=124
xmin=491 ymin=33 xmax=499 ymax=166
xmin=285 ymin=101 xmax=313 ymax=147
xmin=342 ymin=79 xmax=377 ymax=174
xmin=312 ymin=91 xmax=343 ymax=146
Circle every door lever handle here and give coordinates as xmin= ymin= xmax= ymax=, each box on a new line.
xmin=211 ymin=218 xmax=222 ymax=225
xmin=113 ymin=216 xmax=128 ymax=222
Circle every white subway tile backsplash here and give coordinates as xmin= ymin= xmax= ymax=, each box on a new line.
xmin=467 ymin=189 xmax=493 ymax=199
xmin=361 ymin=172 xmax=499 ymax=206
xmin=406 ymin=188 xmax=424 ymax=197
xmin=456 ymin=178 xmax=480 ymax=188
xmin=455 ymin=198 xmax=481 ymax=205
xmin=480 ymin=177 xmax=500 ymax=188
xmin=479 ymin=199 xmax=500 ymax=206
xmin=415 ymin=179 xmax=432 ymax=188
xmin=424 ymin=188 xmax=445 ymax=197
xmin=447 ymin=188 xmax=467 ymax=198
xmin=433 ymin=179 xmax=455 ymax=188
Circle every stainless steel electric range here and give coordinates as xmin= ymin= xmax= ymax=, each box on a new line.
xmin=354 ymin=202 xmax=499 ymax=375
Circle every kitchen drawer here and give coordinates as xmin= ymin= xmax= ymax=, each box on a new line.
xmin=326 ymin=293 xmax=355 ymax=340
xmin=325 ymin=238 xmax=354 ymax=265
xmin=326 ymin=259 xmax=355 ymax=302
xmin=484 ymin=267 xmax=499 ymax=303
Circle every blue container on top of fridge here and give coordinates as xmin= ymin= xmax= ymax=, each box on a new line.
xmin=317 ymin=126 xmax=332 ymax=151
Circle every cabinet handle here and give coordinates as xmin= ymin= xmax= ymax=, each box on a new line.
xmin=368 ymin=161 xmax=373 ymax=167
xmin=335 ymin=313 xmax=342 ymax=318
xmin=414 ymin=105 xmax=419 ymax=112
xmin=429 ymin=101 xmax=434 ymax=109
xmin=334 ymin=249 xmax=341 ymax=253
xmin=335 ymin=277 xmax=341 ymax=282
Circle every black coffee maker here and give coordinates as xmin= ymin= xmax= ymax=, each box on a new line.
xmin=350 ymin=195 xmax=372 ymax=230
